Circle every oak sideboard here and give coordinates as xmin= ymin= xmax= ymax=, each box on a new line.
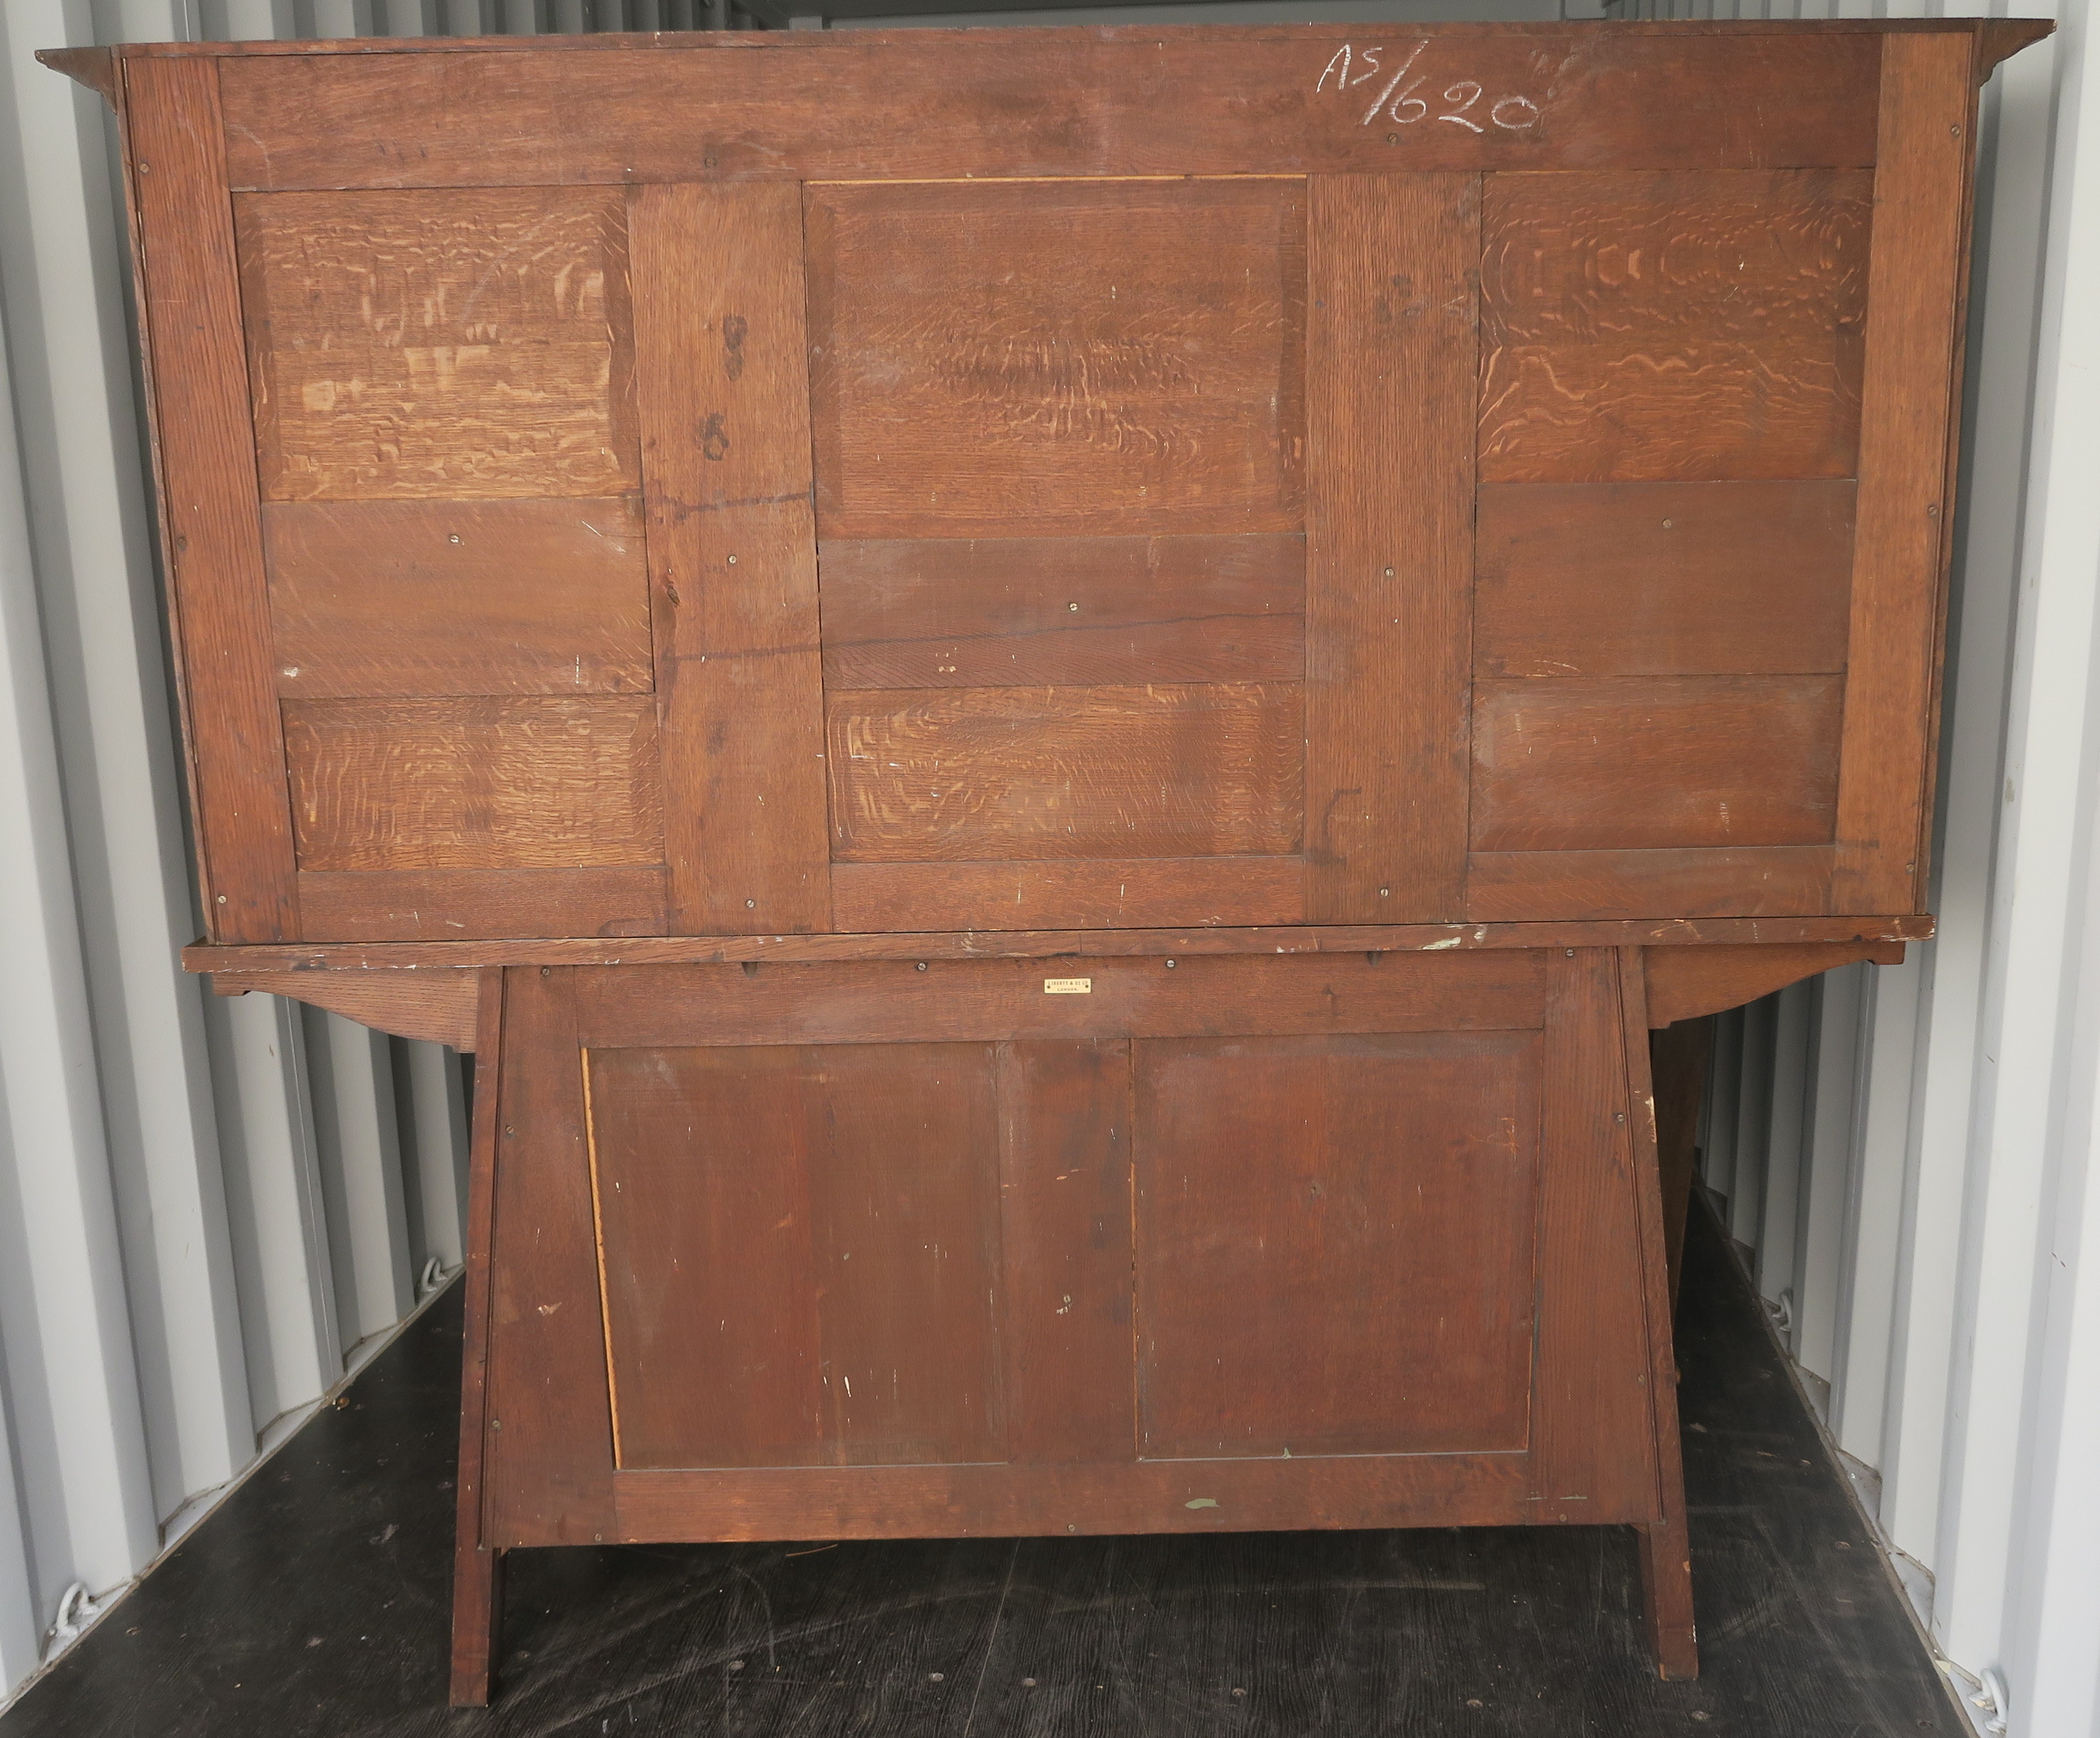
xmin=45 ymin=15 xmax=2044 ymax=1702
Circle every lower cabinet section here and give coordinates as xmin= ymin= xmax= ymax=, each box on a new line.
xmin=459 ymin=945 xmax=1695 ymax=1690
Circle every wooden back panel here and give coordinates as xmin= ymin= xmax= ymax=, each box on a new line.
xmin=107 ymin=24 xmax=2004 ymax=944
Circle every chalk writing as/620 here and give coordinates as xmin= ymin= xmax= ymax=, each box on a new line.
xmin=1315 ymin=41 xmax=1541 ymax=133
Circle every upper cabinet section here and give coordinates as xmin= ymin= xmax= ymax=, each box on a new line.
xmin=76 ymin=24 xmax=2040 ymax=944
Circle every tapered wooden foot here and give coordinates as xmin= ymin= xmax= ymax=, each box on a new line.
xmin=1636 ymin=1518 xmax=1699 ymax=1679
xmin=450 ymin=1540 xmax=504 ymax=1706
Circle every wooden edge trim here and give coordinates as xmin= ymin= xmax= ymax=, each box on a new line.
xmin=450 ymin=968 xmax=504 ymax=1707
xmin=208 ymin=968 xmax=480 ymax=1050
xmin=1978 ymin=18 xmax=2053 ymax=78
xmin=183 ymin=915 xmax=1937 ymax=975
xmin=36 ymin=47 xmax=118 ymax=105
xmin=1642 ymin=939 xmax=1905 ymax=1028
xmin=109 ymin=19 xmax=2029 ymax=58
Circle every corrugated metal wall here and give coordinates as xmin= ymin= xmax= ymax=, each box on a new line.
xmin=4 ymin=1 xmax=2098 ymax=1733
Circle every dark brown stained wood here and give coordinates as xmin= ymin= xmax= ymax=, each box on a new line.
xmin=994 ymin=1040 xmax=1137 ymax=1463
xmin=1649 ymin=1016 xmax=1713 ymax=1308
xmin=209 ymin=967 xmax=480 ymax=1050
xmin=1833 ymin=32 xmax=1977 ymax=915
xmin=484 ymin=967 xmax=617 ymax=1547
xmin=37 ymin=46 xmax=117 ymax=106
xmin=283 ymin=697 xmax=663 ymax=872
xmin=831 ymin=858 xmax=1305 ymax=933
xmin=236 ymin=188 xmax=637 ymax=503
xmin=1473 ymin=481 xmax=1855 ymax=679
xmin=453 ymin=976 xmax=506 ymax=1675
xmin=1470 ymin=677 xmax=1843 ymax=853
xmin=827 ymin=684 xmax=1304 ymax=864
xmin=1643 ymin=938 xmax=1905 ymax=1028
xmin=588 ymin=1043 xmax=1006 ymax=1470
xmin=214 ymin=31 xmax=1885 ymax=191
xmin=614 ymin=1450 xmax=1537 ymax=1543
xmin=817 ymin=535 xmax=1305 ymax=690
xmin=297 ymin=867 xmax=668 ymax=943
xmin=573 ymin=953 xmax=1548 ymax=1051
xmin=629 ymin=180 xmax=831 ymax=935
xmin=185 ymin=910 xmax=1937 ymax=976
xmin=1981 ymin=18 xmax=2055 ymax=75
xmin=806 ymin=179 xmax=1305 ymax=541
xmin=1530 ymin=947 xmax=1661 ymax=1526
xmin=1616 ymin=946 xmax=1698 ymax=1679
xmin=449 ymin=968 xmax=503 ymax=1707
xmin=1304 ymin=173 xmax=1476 ymax=924
xmin=1465 ymin=846 xmax=1835 ymax=922
xmin=1133 ymin=1032 xmax=1541 ymax=1459
xmin=264 ymin=499 xmax=651 ymax=698
xmin=124 ymin=57 xmax=298 ymax=942
xmin=1478 ymin=170 xmax=1869 ymax=485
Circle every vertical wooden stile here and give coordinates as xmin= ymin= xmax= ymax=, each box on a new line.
xmin=123 ymin=57 xmax=299 ymax=941
xmin=1616 ymin=946 xmax=1698 ymax=1680
xmin=450 ymin=970 xmax=507 ymax=1707
xmin=1531 ymin=949 xmax=1664 ymax=1525
xmin=1305 ymin=174 xmax=1478 ymax=923
xmin=1832 ymin=31 xmax=1980 ymax=914
xmin=630 ymin=183 xmax=830 ymax=935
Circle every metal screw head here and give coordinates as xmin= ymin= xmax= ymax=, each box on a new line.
xmin=727 ymin=553 xmax=739 ymax=565
xmin=916 ymin=961 xmax=929 ymax=972
xmin=745 ymin=898 xmax=756 ymax=909
xmin=1165 ymin=959 xmax=1177 ymax=968
xmin=1386 ymin=132 xmax=1401 ymax=144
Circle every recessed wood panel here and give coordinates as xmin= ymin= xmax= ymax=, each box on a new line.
xmin=588 ymin=1042 xmax=1007 ymax=1469
xmin=817 ymin=535 xmax=1304 ymax=690
xmin=1134 ymin=1032 xmax=1541 ymax=1459
xmin=827 ymin=684 xmax=1303 ymax=864
xmin=237 ymin=188 xmax=637 ymax=502
xmin=1471 ymin=677 xmax=1843 ymax=853
xmin=807 ymin=178 xmax=1304 ymax=539
xmin=285 ymin=697 xmax=663 ymax=871
xmin=1478 ymin=170 xmax=1869 ymax=484
xmin=1474 ymin=481 xmax=1854 ymax=679
xmin=265 ymin=497 xmax=651 ymax=697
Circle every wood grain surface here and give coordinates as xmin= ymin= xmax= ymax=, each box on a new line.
xmin=827 ymin=683 xmax=1303 ymax=863
xmin=830 ymin=857 xmax=1306 ymax=933
xmin=1479 ymin=170 xmax=1868 ymax=484
xmin=589 ymin=1042 xmax=1008 ymax=1470
xmin=1465 ymin=846 xmax=1835 ymax=922
xmin=807 ymin=178 xmax=1304 ymax=540
xmin=125 ymin=57 xmax=299 ymax=941
xmin=1529 ymin=947 xmax=1663 ymax=1526
xmin=237 ymin=188 xmax=637 ymax=502
xmin=1305 ymin=173 xmax=1476 ymax=922
xmin=1470 ymin=677 xmax=1843 ymax=853
xmin=213 ymin=30 xmax=1885 ymax=190
xmin=1833 ymin=31 xmax=1977 ymax=913
xmin=186 ymin=912 xmax=1937 ymax=976
xmin=449 ymin=968 xmax=503 ymax=1706
xmin=817 ymin=535 xmax=1304 ymax=690
xmin=265 ymin=497 xmax=651 ymax=697
xmin=485 ymin=967 xmax=618 ymax=1547
xmin=297 ymin=867 xmax=668 ymax=943
xmin=630 ymin=180 xmax=832 ymax=934
xmin=1643 ymin=938 xmax=1905 ymax=1027
xmin=208 ymin=966 xmax=481 ymax=1050
xmin=1134 ymin=1032 xmax=1541 ymax=1458
xmin=284 ymin=697 xmax=663 ymax=872
xmin=572 ymin=953 xmax=1548 ymax=1050
xmin=1474 ymin=481 xmax=1854 ymax=679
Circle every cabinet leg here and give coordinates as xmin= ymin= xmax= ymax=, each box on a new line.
xmin=450 ymin=1540 xmax=504 ymax=1707
xmin=1649 ymin=1017 xmax=1715 ymax=1311
xmin=1636 ymin=1516 xmax=1699 ymax=1679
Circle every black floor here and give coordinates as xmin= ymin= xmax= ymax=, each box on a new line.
xmin=2 ymin=1198 xmax=1962 ymax=1737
